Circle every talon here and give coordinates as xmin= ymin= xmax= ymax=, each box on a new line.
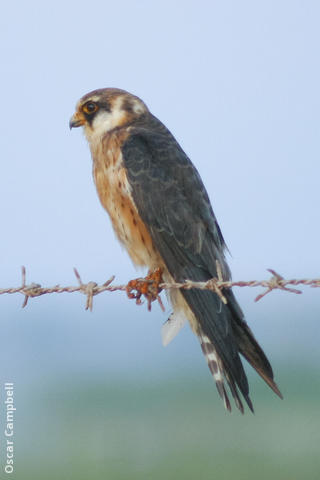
xmin=125 ymin=268 xmax=164 ymax=311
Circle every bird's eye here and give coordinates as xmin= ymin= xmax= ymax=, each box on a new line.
xmin=83 ymin=102 xmax=98 ymax=114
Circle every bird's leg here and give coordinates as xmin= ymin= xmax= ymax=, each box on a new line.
xmin=126 ymin=267 xmax=165 ymax=312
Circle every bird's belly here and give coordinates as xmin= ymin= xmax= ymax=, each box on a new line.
xmin=92 ymin=143 xmax=196 ymax=335
xmin=93 ymin=149 xmax=161 ymax=269
xmin=107 ymin=190 xmax=158 ymax=267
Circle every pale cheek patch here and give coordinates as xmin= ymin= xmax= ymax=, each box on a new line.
xmin=90 ymin=111 xmax=121 ymax=139
xmin=84 ymin=99 xmax=126 ymax=143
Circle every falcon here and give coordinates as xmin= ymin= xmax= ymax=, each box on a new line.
xmin=70 ymin=88 xmax=282 ymax=413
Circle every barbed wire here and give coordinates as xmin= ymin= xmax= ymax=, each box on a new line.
xmin=0 ymin=266 xmax=319 ymax=311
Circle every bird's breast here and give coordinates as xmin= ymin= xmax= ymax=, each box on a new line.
xmin=91 ymin=131 xmax=161 ymax=269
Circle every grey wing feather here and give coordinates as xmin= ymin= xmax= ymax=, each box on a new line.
xmin=122 ymin=118 xmax=281 ymax=411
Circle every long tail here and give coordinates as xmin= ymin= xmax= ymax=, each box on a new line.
xmin=178 ymin=276 xmax=282 ymax=413
xmin=198 ymin=290 xmax=282 ymax=413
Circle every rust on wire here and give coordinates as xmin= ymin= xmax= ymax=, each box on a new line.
xmin=0 ymin=265 xmax=318 ymax=312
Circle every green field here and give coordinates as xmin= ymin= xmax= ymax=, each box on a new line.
xmin=7 ymin=369 xmax=319 ymax=480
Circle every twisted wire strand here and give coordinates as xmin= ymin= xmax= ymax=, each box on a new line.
xmin=0 ymin=266 xmax=318 ymax=311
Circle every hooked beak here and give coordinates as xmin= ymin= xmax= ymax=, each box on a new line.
xmin=69 ymin=112 xmax=85 ymax=130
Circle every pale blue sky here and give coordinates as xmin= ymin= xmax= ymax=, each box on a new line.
xmin=0 ymin=1 xmax=319 ymax=383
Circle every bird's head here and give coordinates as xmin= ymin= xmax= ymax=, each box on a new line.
xmin=69 ymin=88 xmax=148 ymax=142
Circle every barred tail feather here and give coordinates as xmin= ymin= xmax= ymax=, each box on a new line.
xmin=199 ymin=329 xmax=253 ymax=414
xmin=199 ymin=331 xmax=232 ymax=412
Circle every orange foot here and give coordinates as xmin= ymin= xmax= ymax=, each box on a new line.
xmin=126 ymin=267 xmax=164 ymax=312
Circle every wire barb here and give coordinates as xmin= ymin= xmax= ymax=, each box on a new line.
xmin=20 ymin=266 xmax=43 ymax=308
xmin=254 ymin=269 xmax=302 ymax=302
